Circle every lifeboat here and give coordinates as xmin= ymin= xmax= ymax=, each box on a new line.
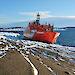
xmin=23 ymin=13 xmax=60 ymax=43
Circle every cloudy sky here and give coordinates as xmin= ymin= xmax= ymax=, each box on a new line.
xmin=0 ymin=0 xmax=75 ymax=27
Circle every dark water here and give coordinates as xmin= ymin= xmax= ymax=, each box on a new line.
xmin=55 ymin=28 xmax=75 ymax=47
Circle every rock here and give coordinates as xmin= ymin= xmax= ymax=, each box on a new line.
xmin=64 ymin=71 xmax=70 ymax=75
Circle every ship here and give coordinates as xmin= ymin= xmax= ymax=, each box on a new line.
xmin=23 ymin=13 xmax=60 ymax=44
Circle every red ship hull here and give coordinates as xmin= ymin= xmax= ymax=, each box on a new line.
xmin=23 ymin=31 xmax=60 ymax=43
xmin=32 ymin=32 xmax=60 ymax=43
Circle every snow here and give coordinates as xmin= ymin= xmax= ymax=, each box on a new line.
xmin=19 ymin=51 xmax=38 ymax=75
xmin=0 ymin=32 xmax=75 ymax=71
xmin=0 ymin=32 xmax=20 ymax=37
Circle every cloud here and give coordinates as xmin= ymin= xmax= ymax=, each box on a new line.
xmin=19 ymin=11 xmax=52 ymax=18
xmin=57 ymin=16 xmax=75 ymax=18
xmin=0 ymin=17 xmax=8 ymax=19
xmin=19 ymin=11 xmax=75 ymax=19
xmin=19 ymin=18 xmax=35 ymax=22
xmin=0 ymin=21 xmax=10 ymax=24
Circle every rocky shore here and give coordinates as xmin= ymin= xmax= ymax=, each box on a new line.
xmin=0 ymin=36 xmax=75 ymax=75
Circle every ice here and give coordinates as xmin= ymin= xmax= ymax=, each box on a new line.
xmin=0 ymin=36 xmax=7 ymax=39
xmin=0 ymin=32 xmax=75 ymax=64
xmin=0 ymin=51 xmax=7 ymax=58
xmin=55 ymin=29 xmax=66 ymax=31
xmin=0 ymin=51 xmax=3 ymax=54
xmin=20 ymin=51 xmax=38 ymax=75
xmin=0 ymin=32 xmax=20 ymax=37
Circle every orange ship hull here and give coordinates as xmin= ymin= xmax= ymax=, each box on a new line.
xmin=23 ymin=31 xmax=60 ymax=43
xmin=32 ymin=32 xmax=60 ymax=43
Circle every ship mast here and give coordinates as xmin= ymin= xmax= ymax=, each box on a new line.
xmin=36 ymin=12 xmax=40 ymax=24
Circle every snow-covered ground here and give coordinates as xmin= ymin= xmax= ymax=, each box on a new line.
xmin=0 ymin=33 xmax=75 ymax=63
xmin=0 ymin=32 xmax=20 ymax=37
xmin=0 ymin=32 xmax=75 ymax=74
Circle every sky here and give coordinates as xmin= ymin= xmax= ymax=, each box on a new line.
xmin=0 ymin=0 xmax=75 ymax=27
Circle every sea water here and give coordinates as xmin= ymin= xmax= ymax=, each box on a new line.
xmin=55 ymin=28 xmax=75 ymax=47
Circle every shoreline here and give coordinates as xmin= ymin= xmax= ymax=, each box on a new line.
xmin=0 ymin=36 xmax=75 ymax=75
